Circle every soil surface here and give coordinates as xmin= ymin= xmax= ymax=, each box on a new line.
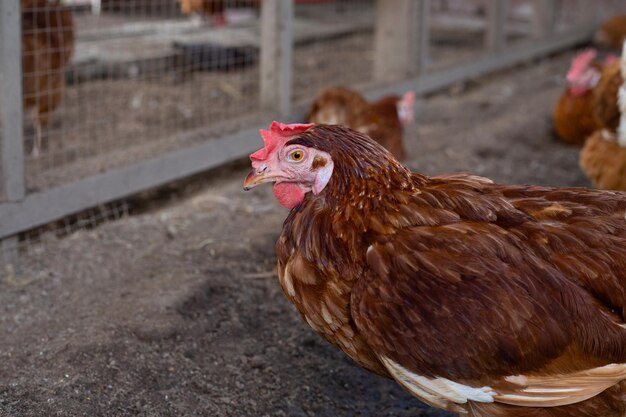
xmin=1 ymin=49 xmax=596 ymax=417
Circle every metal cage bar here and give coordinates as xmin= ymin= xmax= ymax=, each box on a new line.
xmin=416 ymin=0 xmax=430 ymax=75
xmin=0 ymin=0 xmax=25 ymax=263
xmin=0 ymin=0 xmax=25 ymax=203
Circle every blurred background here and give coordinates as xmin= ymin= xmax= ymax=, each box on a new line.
xmin=2 ymin=0 xmax=624 ymax=268
xmin=1 ymin=1 xmax=626 ymax=416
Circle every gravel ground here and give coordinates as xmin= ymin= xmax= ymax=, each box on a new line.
xmin=1 ymin=49 xmax=595 ymax=417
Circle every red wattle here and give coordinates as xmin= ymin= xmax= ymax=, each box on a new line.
xmin=273 ymin=183 xmax=305 ymax=209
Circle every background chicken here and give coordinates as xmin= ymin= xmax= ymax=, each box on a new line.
xmin=592 ymin=52 xmax=622 ymax=131
xmin=21 ymin=0 xmax=75 ymax=157
xmin=594 ymin=14 xmax=626 ymax=51
xmin=177 ymin=0 xmax=241 ymax=26
xmin=552 ymin=49 xmax=604 ymax=145
xmin=244 ymin=121 xmax=626 ymax=417
xmin=580 ymin=41 xmax=626 ymax=190
xmin=306 ymin=86 xmax=414 ymax=160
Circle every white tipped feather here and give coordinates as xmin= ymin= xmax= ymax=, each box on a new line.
xmin=621 ymin=39 xmax=626 ymax=79
xmin=380 ymin=356 xmax=495 ymax=410
xmin=281 ymin=262 xmax=296 ymax=297
xmin=618 ymin=40 xmax=626 ymax=147
xmin=618 ymin=84 xmax=626 ymax=146
xmin=497 ymin=363 xmax=626 ymax=407
xmin=381 ymin=356 xmax=626 ymax=409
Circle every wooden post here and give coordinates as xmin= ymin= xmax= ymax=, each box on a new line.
xmin=485 ymin=0 xmax=507 ymax=53
xmin=259 ymin=0 xmax=294 ymax=118
xmin=576 ymin=0 xmax=595 ymax=27
xmin=532 ymin=0 xmax=557 ymax=38
xmin=374 ymin=0 xmax=430 ymax=82
xmin=0 ymin=0 xmax=25 ymax=266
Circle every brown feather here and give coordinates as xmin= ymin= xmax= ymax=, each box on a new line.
xmin=594 ymin=15 xmax=626 ymax=51
xmin=307 ymin=87 xmax=407 ymax=160
xmin=177 ymin=0 xmax=225 ymax=15
xmin=592 ymin=60 xmax=622 ymax=132
xmin=21 ymin=0 xmax=75 ymax=129
xmin=553 ymin=89 xmax=599 ymax=145
xmin=580 ymin=130 xmax=626 ymax=191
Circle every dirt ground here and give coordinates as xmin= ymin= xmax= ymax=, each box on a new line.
xmin=1 ymin=48 xmax=595 ymax=417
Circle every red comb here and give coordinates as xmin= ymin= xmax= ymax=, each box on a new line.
xmin=250 ymin=121 xmax=313 ymax=161
xmin=567 ymin=49 xmax=597 ymax=81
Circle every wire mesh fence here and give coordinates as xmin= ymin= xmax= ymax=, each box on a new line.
xmin=1 ymin=200 xmax=129 ymax=275
xmin=24 ymin=0 xmax=263 ymax=192
xmin=1 ymin=0 xmax=624 ymax=269
xmin=292 ymin=0 xmax=375 ymax=104
xmin=428 ymin=0 xmax=491 ymax=69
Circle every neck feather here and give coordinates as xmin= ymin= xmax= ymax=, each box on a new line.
xmin=288 ymin=125 xmax=422 ymax=210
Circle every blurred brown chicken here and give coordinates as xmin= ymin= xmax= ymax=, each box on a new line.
xmin=592 ymin=55 xmax=622 ymax=132
xmin=580 ymin=130 xmax=626 ymax=190
xmin=177 ymin=0 xmax=247 ymax=26
xmin=244 ymin=121 xmax=626 ymax=417
xmin=553 ymin=49 xmax=604 ymax=145
xmin=580 ymin=44 xmax=626 ymax=190
xmin=594 ymin=15 xmax=626 ymax=51
xmin=21 ymin=0 xmax=75 ymax=157
xmin=307 ymin=86 xmax=415 ymax=160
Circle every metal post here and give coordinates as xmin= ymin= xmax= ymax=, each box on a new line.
xmin=0 ymin=0 xmax=25 ymax=203
xmin=0 ymin=0 xmax=25 ymax=266
xmin=259 ymin=0 xmax=294 ymax=118
xmin=485 ymin=0 xmax=507 ymax=53
xmin=416 ymin=0 xmax=431 ymax=75
xmin=532 ymin=0 xmax=557 ymax=38
xmin=374 ymin=0 xmax=428 ymax=83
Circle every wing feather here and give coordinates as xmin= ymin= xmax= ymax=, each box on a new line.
xmin=351 ymin=221 xmax=626 ymax=409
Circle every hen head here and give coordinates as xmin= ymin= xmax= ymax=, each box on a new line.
xmin=243 ymin=122 xmax=334 ymax=209
xmin=244 ymin=122 xmax=409 ymax=209
xmin=566 ymin=49 xmax=601 ymax=96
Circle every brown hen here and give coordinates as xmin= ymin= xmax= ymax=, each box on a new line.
xmin=21 ymin=0 xmax=74 ymax=157
xmin=552 ymin=49 xmax=605 ymax=145
xmin=307 ymin=86 xmax=414 ymax=160
xmin=580 ymin=43 xmax=626 ymax=190
xmin=244 ymin=122 xmax=626 ymax=417
xmin=594 ymin=15 xmax=626 ymax=51
xmin=580 ymin=130 xmax=626 ymax=190
xmin=591 ymin=56 xmax=622 ymax=131
xmin=177 ymin=0 xmax=253 ymax=26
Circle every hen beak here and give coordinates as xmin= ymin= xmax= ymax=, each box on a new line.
xmin=243 ymin=168 xmax=275 ymax=190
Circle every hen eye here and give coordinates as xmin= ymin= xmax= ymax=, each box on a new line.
xmin=288 ymin=150 xmax=305 ymax=162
